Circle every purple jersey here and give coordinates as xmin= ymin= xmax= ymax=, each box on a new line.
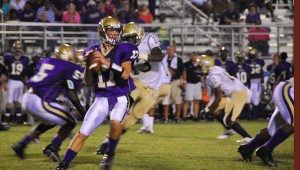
xmin=28 ymin=58 xmax=84 ymax=102
xmin=267 ymin=63 xmax=277 ymax=86
xmin=215 ymin=59 xmax=237 ymax=76
xmin=245 ymin=58 xmax=265 ymax=79
xmin=4 ymin=54 xmax=30 ymax=80
xmin=235 ymin=64 xmax=251 ymax=87
xmin=275 ymin=61 xmax=293 ymax=81
xmin=84 ymin=42 xmax=138 ymax=97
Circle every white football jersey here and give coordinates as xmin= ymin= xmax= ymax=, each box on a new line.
xmin=133 ymin=33 xmax=162 ymax=90
xmin=206 ymin=66 xmax=246 ymax=96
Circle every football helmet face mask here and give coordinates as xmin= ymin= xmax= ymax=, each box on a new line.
xmin=76 ymin=49 xmax=85 ymax=66
xmin=122 ymin=22 xmax=145 ymax=45
xmin=12 ymin=41 xmax=24 ymax=60
xmin=235 ymin=51 xmax=245 ymax=65
xmin=55 ymin=44 xmax=76 ymax=63
xmin=248 ymin=47 xmax=257 ymax=60
xmin=98 ymin=16 xmax=122 ymax=45
xmin=219 ymin=47 xmax=228 ymax=62
xmin=199 ymin=55 xmax=215 ymax=74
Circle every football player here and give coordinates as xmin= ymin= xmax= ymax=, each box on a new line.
xmin=245 ymin=47 xmax=265 ymax=119
xmin=3 ymin=41 xmax=30 ymax=124
xmin=12 ymin=44 xmax=85 ymax=162
xmin=273 ymin=52 xmax=293 ymax=89
xmin=238 ymin=77 xmax=294 ymax=167
xmin=199 ymin=55 xmax=252 ymax=143
xmin=55 ymin=17 xmax=138 ymax=170
xmin=234 ymin=52 xmax=252 ymax=120
xmin=95 ymin=21 xmax=163 ymax=154
xmin=215 ymin=47 xmax=237 ymax=76
xmin=266 ymin=53 xmax=280 ymax=92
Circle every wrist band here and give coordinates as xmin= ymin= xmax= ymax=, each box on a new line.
xmin=89 ymin=63 xmax=98 ymax=70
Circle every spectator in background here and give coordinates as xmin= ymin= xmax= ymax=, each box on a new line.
xmin=191 ymin=0 xmax=212 ymax=25
xmin=19 ymin=1 xmax=36 ymax=37
xmin=98 ymin=1 xmax=108 ymax=18
xmin=19 ymin=2 xmax=36 ymax=22
xmin=10 ymin=0 xmax=26 ymax=13
xmin=129 ymin=0 xmax=138 ymax=11
xmin=148 ymin=0 xmax=156 ymax=20
xmin=211 ymin=0 xmax=228 ymax=22
xmin=162 ymin=45 xmax=185 ymax=123
xmin=182 ymin=52 xmax=204 ymax=121
xmin=255 ymin=0 xmax=280 ymax=22
xmin=219 ymin=2 xmax=241 ymax=25
xmin=248 ymin=20 xmax=270 ymax=56
xmin=34 ymin=12 xmax=58 ymax=52
xmin=130 ymin=9 xmax=145 ymax=24
xmin=62 ymin=2 xmax=81 ymax=34
xmin=139 ymin=4 xmax=153 ymax=24
xmin=246 ymin=3 xmax=261 ymax=25
xmin=81 ymin=0 xmax=104 ymax=47
xmin=31 ymin=0 xmax=43 ymax=12
xmin=1 ymin=0 xmax=11 ymax=19
xmin=104 ymin=0 xmax=116 ymax=17
xmin=117 ymin=2 xmax=133 ymax=23
xmin=36 ymin=0 xmax=59 ymax=23
xmin=62 ymin=3 xmax=80 ymax=24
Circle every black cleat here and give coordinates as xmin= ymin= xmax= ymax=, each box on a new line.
xmin=54 ymin=160 xmax=69 ymax=170
xmin=12 ymin=143 xmax=25 ymax=159
xmin=43 ymin=144 xmax=61 ymax=162
xmin=99 ymin=152 xmax=115 ymax=170
xmin=256 ymin=146 xmax=277 ymax=167
xmin=238 ymin=144 xmax=252 ymax=162
xmin=95 ymin=142 xmax=108 ymax=155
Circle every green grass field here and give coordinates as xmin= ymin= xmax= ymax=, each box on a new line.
xmin=0 ymin=120 xmax=294 ymax=170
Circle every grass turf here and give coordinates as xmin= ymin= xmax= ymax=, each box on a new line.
xmin=0 ymin=120 xmax=294 ymax=170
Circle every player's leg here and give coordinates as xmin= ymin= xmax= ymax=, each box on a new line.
xmin=4 ymin=79 xmax=15 ymax=124
xmin=99 ymin=95 xmax=131 ymax=170
xmin=56 ymin=97 xmax=109 ymax=169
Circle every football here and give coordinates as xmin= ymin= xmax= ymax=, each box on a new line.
xmin=87 ymin=52 xmax=102 ymax=72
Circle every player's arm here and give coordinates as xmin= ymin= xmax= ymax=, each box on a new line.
xmin=139 ymin=47 xmax=163 ymax=62
xmin=65 ymin=79 xmax=86 ymax=117
xmin=95 ymin=50 xmax=133 ymax=80
xmin=207 ymin=86 xmax=222 ymax=113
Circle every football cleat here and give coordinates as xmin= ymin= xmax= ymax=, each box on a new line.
xmin=238 ymin=144 xmax=252 ymax=162
xmin=12 ymin=143 xmax=26 ymax=159
xmin=54 ymin=160 xmax=69 ymax=170
xmin=236 ymin=137 xmax=252 ymax=143
xmin=216 ymin=129 xmax=236 ymax=139
xmin=99 ymin=152 xmax=115 ymax=170
xmin=43 ymin=144 xmax=61 ymax=162
xmin=256 ymin=146 xmax=277 ymax=167
xmin=95 ymin=142 xmax=108 ymax=155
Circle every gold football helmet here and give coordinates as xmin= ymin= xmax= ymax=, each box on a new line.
xmin=248 ymin=47 xmax=257 ymax=59
xmin=55 ymin=44 xmax=76 ymax=63
xmin=98 ymin=16 xmax=122 ymax=45
xmin=122 ymin=22 xmax=145 ymax=45
xmin=235 ymin=51 xmax=245 ymax=64
xmin=12 ymin=41 xmax=24 ymax=60
xmin=199 ymin=55 xmax=215 ymax=74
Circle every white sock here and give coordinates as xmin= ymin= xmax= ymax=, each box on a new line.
xmin=148 ymin=116 xmax=154 ymax=131
xmin=141 ymin=114 xmax=149 ymax=129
